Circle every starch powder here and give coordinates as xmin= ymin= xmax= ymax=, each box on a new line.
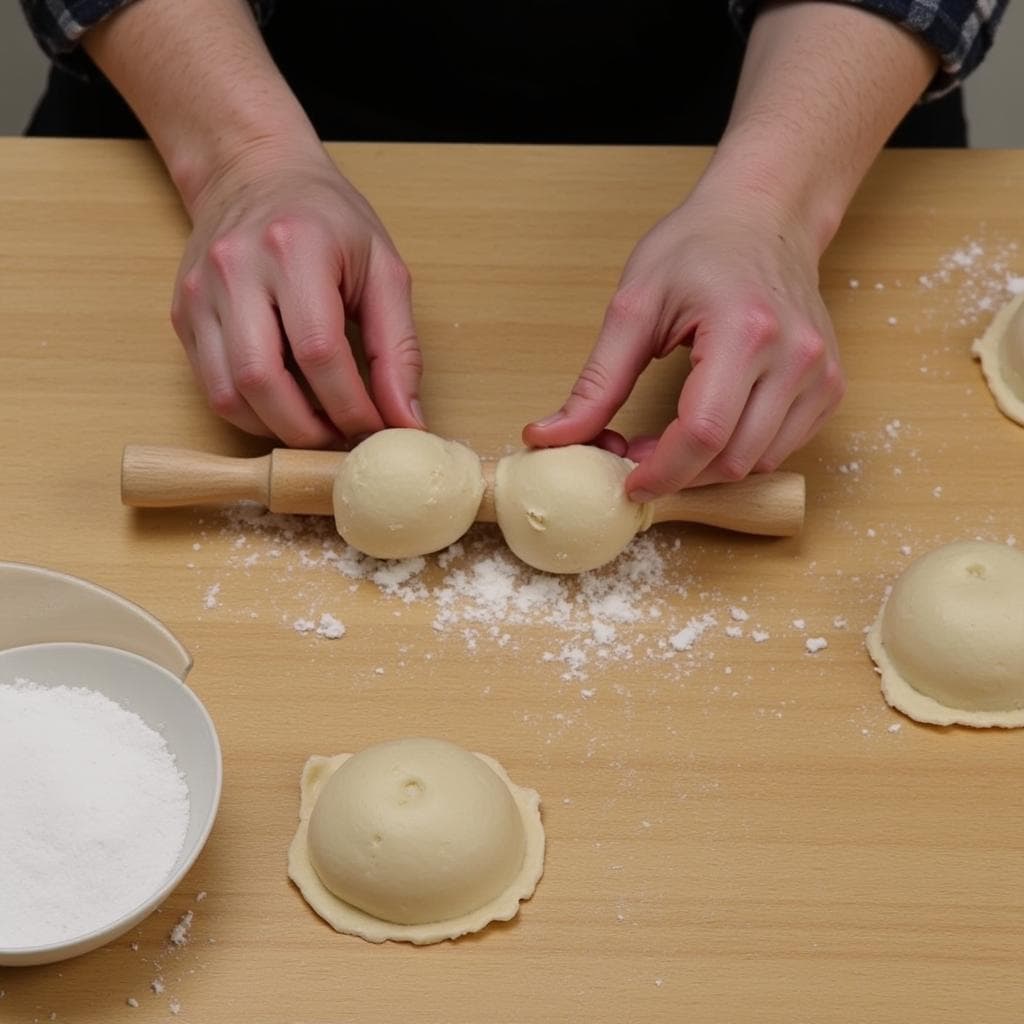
xmin=0 ymin=680 xmax=189 ymax=948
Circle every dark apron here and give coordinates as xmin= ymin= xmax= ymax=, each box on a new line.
xmin=26 ymin=1 xmax=966 ymax=147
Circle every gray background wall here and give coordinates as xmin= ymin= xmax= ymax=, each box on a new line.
xmin=1 ymin=3 xmax=1022 ymax=144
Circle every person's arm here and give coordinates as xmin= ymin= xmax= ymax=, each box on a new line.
xmin=525 ymin=1 xmax=939 ymax=497
xmin=83 ymin=0 xmax=424 ymax=447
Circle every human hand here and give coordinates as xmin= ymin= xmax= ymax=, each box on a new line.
xmin=171 ymin=142 xmax=424 ymax=447
xmin=523 ymin=182 xmax=845 ymax=499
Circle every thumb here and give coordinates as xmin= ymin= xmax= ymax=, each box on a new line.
xmin=523 ymin=290 xmax=653 ymax=448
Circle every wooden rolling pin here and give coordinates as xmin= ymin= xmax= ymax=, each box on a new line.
xmin=121 ymin=445 xmax=805 ymax=537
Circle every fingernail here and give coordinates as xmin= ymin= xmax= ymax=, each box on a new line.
xmin=532 ymin=411 xmax=565 ymax=429
xmin=410 ymin=398 xmax=426 ymax=428
xmin=629 ymin=489 xmax=656 ymax=504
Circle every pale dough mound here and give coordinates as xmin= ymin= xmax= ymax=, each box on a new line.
xmin=866 ymin=540 xmax=1024 ymax=727
xmin=972 ymin=292 xmax=1024 ymax=426
xmin=495 ymin=446 xmax=653 ymax=574
xmin=333 ymin=429 xmax=485 ymax=559
xmin=288 ymin=738 xmax=545 ymax=944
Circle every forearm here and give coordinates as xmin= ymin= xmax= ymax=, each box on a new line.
xmin=83 ymin=0 xmax=322 ymax=214
xmin=700 ymin=1 xmax=938 ymax=254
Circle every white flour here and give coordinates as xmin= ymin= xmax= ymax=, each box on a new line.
xmin=917 ymin=236 xmax=1022 ymax=327
xmin=197 ymin=510 xmax=738 ymax=681
xmin=0 ymin=680 xmax=189 ymax=948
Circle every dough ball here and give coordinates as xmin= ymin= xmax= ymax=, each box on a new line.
xmin=972 ymin=292 xmax=1024 ymax=426
xmin=332 ymin=429 xmax=485 ymax=559
xmin=288 ymin=739 xmax=545 ymax=944
xmin=866 ymin=540 xmax=1024 ymax=727
xmin=308 ymin=739 xmax=524 ymax=923
xmin=495 ymin=446 xmax=653 ymax=574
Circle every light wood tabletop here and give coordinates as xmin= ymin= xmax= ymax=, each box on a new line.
xmin=1 ymin=138 xmax=1022 ymax=1023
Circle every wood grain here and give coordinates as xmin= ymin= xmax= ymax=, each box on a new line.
xmin=1 ymin=138 xmax=1023 ymax=1023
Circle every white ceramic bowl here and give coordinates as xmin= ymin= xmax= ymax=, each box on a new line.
xmin=0 ymin=561 xmax=192 ymax=677
xmin=0 ymin=642 xmax=222 ymax=965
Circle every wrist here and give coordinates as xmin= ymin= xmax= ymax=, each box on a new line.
xmin=80 ymin=0 xmax=328 ymax=218
xmin=168 ymin=107 xmax=327 ymax=218
xmin=695 ymin=122 xmax=847 ymax=258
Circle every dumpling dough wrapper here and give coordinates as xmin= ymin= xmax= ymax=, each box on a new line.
xmin=972 ymin=292 xmax=1024 ymax=427
xmin=866 ymin=540 xmax=1024 ymax=727
xmin=288 ymin=738 xmax=545 ymax=943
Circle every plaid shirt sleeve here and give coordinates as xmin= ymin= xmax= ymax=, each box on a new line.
xmin=729 ymin=0 xmax=1008 ymax=100
xmin=20 ymin=0 xmax=275 ymax=74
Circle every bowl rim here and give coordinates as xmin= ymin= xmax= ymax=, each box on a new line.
xmin=0 ymin=641 xmax=223 ymax=959
xmin=0 ymin=561 xmax=192 ymax=679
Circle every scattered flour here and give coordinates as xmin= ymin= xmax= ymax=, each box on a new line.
xmin=200 ymin=509 xmax=749 ymax=681
xmin=169 ymin=910 xmax=193 ymax=948
xmin=917 ymin=236 xmax=1022 ymax=327
xmin=314 ymin=613 xmax=346 ymax=639
xmin=668 ymin=614 xmax=718 ymax=652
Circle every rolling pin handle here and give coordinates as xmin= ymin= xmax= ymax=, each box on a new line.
xmin=649 ymin=471 xmax=805 ymax=537
xmin=121 ymin=445 xmax=272 ymax=508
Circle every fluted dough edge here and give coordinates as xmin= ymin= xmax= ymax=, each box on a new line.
xmin=867 ymin=613 xmax=1024 ymax=729
xmin=972 ymin=291 xmax=1024 ymax=427
xmin=288 ymin=751 xmax=545 ymax=944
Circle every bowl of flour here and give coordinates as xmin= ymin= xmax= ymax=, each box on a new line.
xmin=0 ymin=642 xmax=222 ymax=965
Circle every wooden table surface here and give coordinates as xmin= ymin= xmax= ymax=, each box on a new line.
xmin=1 ymin=138 xmax=1022 ymax=1023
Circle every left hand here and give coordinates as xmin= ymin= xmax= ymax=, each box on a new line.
xmin=523 ymin=184 xmax=846 ymax=500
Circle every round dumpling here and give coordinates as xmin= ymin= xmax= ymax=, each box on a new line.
xmin=288 ymin=738 xmax=545 ymax=944
xmin=867 ymin=540 xmax=1024 ymax=727
xmin=495 ymin=446 xmax=653 ymax=573
xmin=333 ymin=430 xmax=484 ymax=559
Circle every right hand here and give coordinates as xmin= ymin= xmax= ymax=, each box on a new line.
xmin=171 ymin=142 xmax=424 ymax=447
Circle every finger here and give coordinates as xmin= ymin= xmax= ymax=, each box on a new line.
xmin=276 ymin=265 xmax=386 ymax=439
xmin=750 ymin=383 xmax=841 ymax=475
xmin=190 ymin=316 xmax=274 ymax=438
xmin=625 ymin=348 xmax=761 ymax=498
xmin=523 ymin=288 xmax=656 ymax=448
xmin=684 ymin=374 xmax=793 ymax=486
xmin=220 ymin=286 xmax=342 ymax=448
xmin=590 ymin=428 xmax=629 ymax=457
xmin=624 ymin=435 xmax=659 ymax=464
xmin=360 ymin=246 xmax=425 ymax=428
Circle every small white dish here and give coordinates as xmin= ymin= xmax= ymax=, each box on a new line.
xmin=0 ymin=642 xmax=222 ymax=965
xmin=0 ymin=561 xmax=191 ymax=678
